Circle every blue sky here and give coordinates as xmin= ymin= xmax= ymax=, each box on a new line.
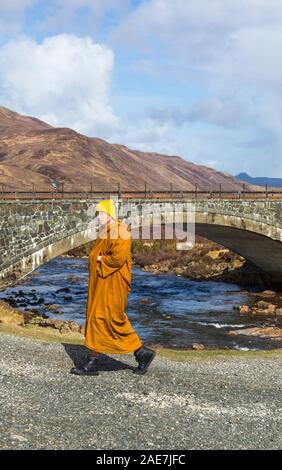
xmin=1 ymin=0 xmax=282 ymax=177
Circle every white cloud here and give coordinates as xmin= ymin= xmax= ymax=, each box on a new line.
xmin=111 ymin=117 xmax=178 ymax=154
xmin=0 ymin=34 xmax=119 ymax=135
xmin=112 ymin=0 xmax=282 ymax=55
xmin=0 ymin=0 xmax=36 ymax=36
xmin=147 ymin=99 xmax=251 ymax=129
xmin=112 ymin=0 xmax=282 ymax=94
xmin=110 ymin=0 xmax=282 ymax=176
xmin=36 ymin=0 xmax=131 ymax=34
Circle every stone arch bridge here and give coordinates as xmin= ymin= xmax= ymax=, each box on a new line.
xmin=0 ymin=198 xmax=281 ymax=289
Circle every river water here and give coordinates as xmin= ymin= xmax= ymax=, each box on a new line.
xmin=1 ymin=257 xmax=281 ymax=350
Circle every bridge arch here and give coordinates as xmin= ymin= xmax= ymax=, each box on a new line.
xmin=0 ymin=199 xmax=281 ymax=289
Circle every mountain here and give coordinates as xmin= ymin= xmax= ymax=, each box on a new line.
xmin=235 ymin=172 xmax=282 ymax=189
xmin=0 ymin=106 xmax=260 ymax=192
xmin=0 ymin=106 xmax=52 ymax=135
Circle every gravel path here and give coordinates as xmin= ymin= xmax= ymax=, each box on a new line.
xmin=0 ymin=331 xmax=281 ymax=450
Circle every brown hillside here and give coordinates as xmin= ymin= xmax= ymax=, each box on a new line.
xmin=0 ymin=106 xmax=259 ymax=192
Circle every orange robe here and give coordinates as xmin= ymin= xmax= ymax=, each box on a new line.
xmin=84 ymin=219 xmax=143 ymax=354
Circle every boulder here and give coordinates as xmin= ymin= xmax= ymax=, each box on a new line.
xmin=229 ymin=327 xmax=282 ymax=339
xmin=238 ymin=305 xmax=250 ymax=314
xmin=140 ymin=298 xmax=152 ymax=304
xmin=256 ymin=301 xmax=277 ymax=312
xmin=261 ymin=290 xmax=277 ymax=296
xmin=192 ymin=343 xmax=205 ymax=350
xmin=252 ymin=302 xmax=278 ymax=316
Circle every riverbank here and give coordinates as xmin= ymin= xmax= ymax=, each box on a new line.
xmin=1 ymin=289 xmax=282 ymax=350
xmin=0 ymin=300 xmax=84 ymax=345
xmin=0 ymin=329 xmax=281 ymax=450
xmin=66 ymin=236 xmax=271 ymax=288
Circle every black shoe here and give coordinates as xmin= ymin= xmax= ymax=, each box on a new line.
xmin=133 ymin=346 xmax=156 ymax=375
xmin=70 ymin=355 xmax=99 ymax=376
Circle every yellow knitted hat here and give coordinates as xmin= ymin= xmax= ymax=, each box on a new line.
xmin=95 ymin=199 xmax=117 ymax=219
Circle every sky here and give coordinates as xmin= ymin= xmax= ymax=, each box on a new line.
xmin=0 ymin=0 xmax=282 ymax=178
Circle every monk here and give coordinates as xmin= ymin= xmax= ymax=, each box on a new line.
xmin=70 ymin=199 xmax=156 ymax=376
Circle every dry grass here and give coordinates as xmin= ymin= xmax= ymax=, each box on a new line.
xmin=0 ymin=322 xmax=85 ymax=345
xmin=0 ymin=299 xmax=84 ymax=345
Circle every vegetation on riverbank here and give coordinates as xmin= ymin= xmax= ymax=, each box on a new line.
xmin=0 ymin=322 xmax=84 ymax=345
xmin=0 ymin=320 xmax=281 ymax=363
xmin=0 ymin=300 xmax=84 ymax=344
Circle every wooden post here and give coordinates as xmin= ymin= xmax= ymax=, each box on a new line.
xmin=145 ymin=182 xmax=147 ymax=199
xmin=195 ymin=184 xmax=198 ymax=200
xmin=219 ymin=183 xmax=222 ymax=198
xmin=90 ymin=182 xmax=93 ymax=198
xmin=62 ymin=182 xmax=64 ymax=199
xmin=118 ymin=182 xmax=121 ymax=199
xmin=265 ymin=183 xmax=268 ymax=198
xmin=242 ymin=183 xmax=245 ymax=199
xmin=170 ymin=183 xmax=173 ymax=199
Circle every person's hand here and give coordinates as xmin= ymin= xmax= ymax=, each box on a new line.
xmin=97 ymin=255 xmax=102 ymax=262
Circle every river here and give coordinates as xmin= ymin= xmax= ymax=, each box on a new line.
xmin=1 ymin=257 xmax=281 ymax=350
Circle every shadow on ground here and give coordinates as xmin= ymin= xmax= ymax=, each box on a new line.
xmin=62 ymin=343 xmax=135 ymax=372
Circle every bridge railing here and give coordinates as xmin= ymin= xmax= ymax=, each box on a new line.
xmin=1 ymin=182 xmax=282 ymax=200
xmin=1 ymin=188 xmax=282 ymax=200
